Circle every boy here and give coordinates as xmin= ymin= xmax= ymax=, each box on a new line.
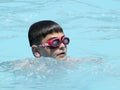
xmin=28 ymin=20 xmax=70 ymax=60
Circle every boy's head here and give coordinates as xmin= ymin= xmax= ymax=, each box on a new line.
xmin=28 ymin=20 xmax=70 ymax=60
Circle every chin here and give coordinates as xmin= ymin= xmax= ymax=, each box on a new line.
xmin=55 ymin=56 xmax=67 ymax=60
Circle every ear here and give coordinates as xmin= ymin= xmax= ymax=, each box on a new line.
xmin=31 ymin=45 xmax=41 ymax=58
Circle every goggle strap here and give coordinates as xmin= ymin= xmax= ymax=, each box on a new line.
xmin=39 ymin=43 xmax=49 ymax=47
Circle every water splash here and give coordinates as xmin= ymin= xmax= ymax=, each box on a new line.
xmin=0 ymin=57 xmax=120 ymax=90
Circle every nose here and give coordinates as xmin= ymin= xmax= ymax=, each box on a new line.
xmin=59 ymin=42 xmax=66 ymax=50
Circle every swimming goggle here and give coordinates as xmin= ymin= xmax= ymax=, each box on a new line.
xmin=39 ymin=36 xmax=70 ymax=48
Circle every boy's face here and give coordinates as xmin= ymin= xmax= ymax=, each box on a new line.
xmin=39 ymin=32 xmax=68 ymax=60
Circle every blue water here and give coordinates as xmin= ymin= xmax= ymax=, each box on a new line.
xmin=0 ymin=0 xmax=120 ymax=90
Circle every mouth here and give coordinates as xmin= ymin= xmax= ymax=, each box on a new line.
xmin=57 ymin=52 xmax=66 ymax=57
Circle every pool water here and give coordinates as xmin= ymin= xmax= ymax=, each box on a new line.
xmin=0 ymin=0 xmax=120 ymax=90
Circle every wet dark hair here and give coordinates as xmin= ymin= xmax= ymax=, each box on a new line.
xmin=28 ymin=20 xmax=63 ymax=46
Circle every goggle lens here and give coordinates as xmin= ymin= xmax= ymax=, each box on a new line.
xmin=51 ymin=39 xmax=60 ymax=47
xmin=63 ymin=37 xmax=69 ymax=45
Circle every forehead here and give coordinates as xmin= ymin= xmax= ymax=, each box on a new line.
xmin=42 ymin=32 xmax=65 ymax=43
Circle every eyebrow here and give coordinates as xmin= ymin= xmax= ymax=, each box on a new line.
xmin=47 ymin=35 xmax=65 ymax=41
